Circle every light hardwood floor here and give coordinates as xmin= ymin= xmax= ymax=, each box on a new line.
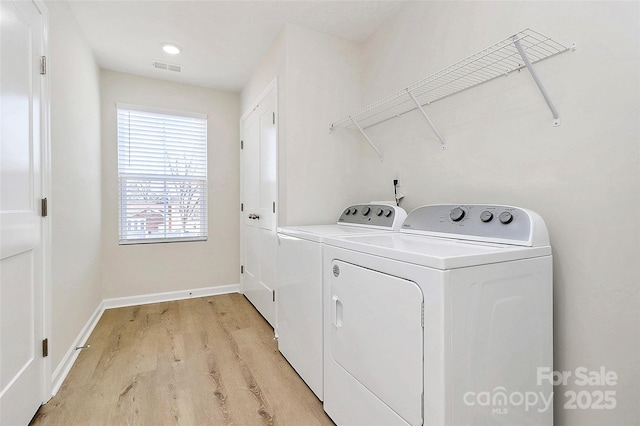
xmin=31 ymin=294 xmax=334 ymax=426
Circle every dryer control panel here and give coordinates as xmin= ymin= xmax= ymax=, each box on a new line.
xmin=338 ymin=204 xmax=407 ymax=231
xmin=401 ymin=204 xmax=549 ymax=247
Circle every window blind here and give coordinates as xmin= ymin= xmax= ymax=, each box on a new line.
xmin=117 ymin=105 xmax=207 ymax=244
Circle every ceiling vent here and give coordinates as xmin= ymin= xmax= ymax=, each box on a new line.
xmin=152 ymin=61 xmax=182 ymax=72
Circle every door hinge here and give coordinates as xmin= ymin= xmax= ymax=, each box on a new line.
xmin=272 ymin=290 xmax=276 ymax=302
xmin=272 ymin=201 xmax=275 ymax=213
xmin=42 ymin=338 xmax=49 ymax=357
xmin=240 ymin=140 xmax=244 ymax=150
xmin=241 ymin=203 xmax=244 ymax=212
xmin=272 ymin=112 xmax=275 ymax=125
xmin=241 ymin=265 xmax=244 ymax=274
xmin=40 ymin=56 xmax=46 ymax=75
xmin=41 ymin=198 xmax=48 ymax=217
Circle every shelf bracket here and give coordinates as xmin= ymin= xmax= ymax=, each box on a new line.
xmin=512 ymin=36 xmax=561 ymax=126
xmin=407 ymin=90 xmax=446 ymax=149
xmin=350 ymin=117 xmax=383 ymax=159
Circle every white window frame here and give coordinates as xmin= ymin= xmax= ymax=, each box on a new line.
xmin=117 ymin=103 xmax=208 ymax=245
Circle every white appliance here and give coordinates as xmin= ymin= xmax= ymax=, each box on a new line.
xmin=277 ymin=203 xmax=407 ymax=400
xmin=323 ymin=204 xmax=553 ymax=426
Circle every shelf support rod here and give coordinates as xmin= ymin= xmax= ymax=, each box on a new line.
xmin=350 ymin=117 xmax=383 ymax=159
xmin=512 ymin=36 xmax=561 ymax=126
xmin=407 ymin=90 xmax=446 ymax=149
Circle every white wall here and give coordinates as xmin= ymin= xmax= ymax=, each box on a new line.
xmin=282 ymin=24 xmax=369 ymax=225
xmin=241 ymin=31 xmax=286 ymax=116
xmin=48 ymin=0 xmax=103 ymax=371
xmin=241 ymin=24 xmax=365 ymax=227
xmin=100 ymin=70 xmax=240 ymax=298
xmin=350 ymin=2 xmax=639 ymax=425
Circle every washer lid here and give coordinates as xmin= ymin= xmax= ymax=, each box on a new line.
xmin=323 ymin=233 xmax=551 ymax=269
xmin=277 ymin=225 xmax=395 ymax=243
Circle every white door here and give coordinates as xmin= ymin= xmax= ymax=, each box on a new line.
xmin=0 ymin=0 xmax=47 ymax=424
xmin=240 ymin=84 xmax=277 ymax=327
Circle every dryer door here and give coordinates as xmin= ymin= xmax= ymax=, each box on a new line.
xmin=329 ymin=260 xmax=424 ymax=426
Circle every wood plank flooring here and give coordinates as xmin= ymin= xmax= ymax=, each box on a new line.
xmin=31 ymin=294 xmax=334 ymax=426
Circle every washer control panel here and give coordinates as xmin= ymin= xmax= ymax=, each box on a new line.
xmin=338 ymin=204 xmax=406 ymax=230
xmin=401 ymin=204 xmax=549 ymax=246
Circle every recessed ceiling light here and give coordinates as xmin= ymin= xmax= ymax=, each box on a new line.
xmin=161 ymin=43 xmax=182 ymax=55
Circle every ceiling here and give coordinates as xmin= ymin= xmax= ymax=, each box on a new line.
xmin=67 ymin=1 xmax=406 ymax=93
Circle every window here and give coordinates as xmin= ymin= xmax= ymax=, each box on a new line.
xmin=117 ymin=104 xmax=207 ymax=244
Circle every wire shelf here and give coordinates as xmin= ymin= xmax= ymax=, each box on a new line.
xmin=330 ymin=29 xmax=571 ymax=132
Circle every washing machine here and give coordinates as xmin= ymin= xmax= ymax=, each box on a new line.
xmin=276 ymin=203 xmax=407 ymax=400
xmin=322 ymin=204 xmax=553 ymax=426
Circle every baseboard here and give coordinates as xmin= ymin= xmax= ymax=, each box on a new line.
xmin=50 ymin=283 xmax=240 ymax=396
xmin=51 ymin=300 xmax=105 ymax=396
xmin=102 ymin=283 xmax=240 ymax=310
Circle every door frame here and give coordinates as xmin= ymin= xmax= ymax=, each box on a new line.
xmin=34 ymin=0 xmax=52 ymax=402
xmin=239 ymin=77 xmax=278 ymax=309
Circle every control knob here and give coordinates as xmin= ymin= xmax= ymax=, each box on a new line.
xmin=450 ymin=207 xmax=466 ymax=222
xmin=499 ymin=211 xmax=514 ymax=224
xmin=362 ymin=206 xmax=371 ymax=216
xmin=375 ymin=208 xmax=383 ymax=216
xmin=384 ymin=209 xmax=392 ymax=217
xmin=480 ymin=211 xmax=494 ymax=223
xmin=344 ymin=208 xmax=352 ymax=215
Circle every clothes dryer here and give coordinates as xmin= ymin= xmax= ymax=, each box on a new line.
xmin=323 ymin=204 xmax=553 ymax=426
xmin=277 ymin=203 xmax=406 ymax=400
